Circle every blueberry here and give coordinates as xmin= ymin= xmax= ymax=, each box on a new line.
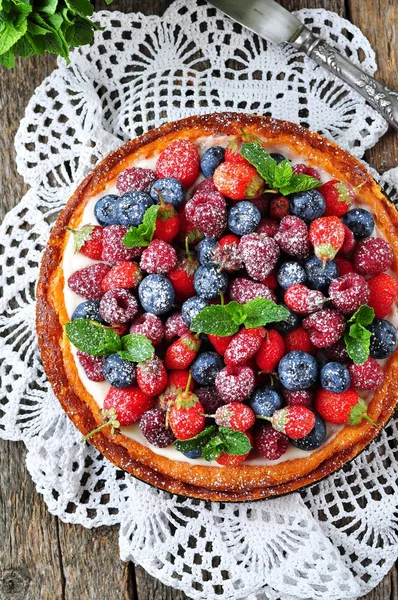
xmin=191 ymin=351 xmax=224 ymax=385
xmin=320 ymin=362 xmax=350 ymax=393
xmin=116 ymin=191 xmax=153 ymax=226
xmin=183 ymin=448 xmax=203 ymax=459
xmin=290 ymin=413 xmax=326 ymax=450
xmin=71 ymin=300 xmax=107 ymax=324
xmin=181 ymin=296 xmax=209 ymax=325
xmin=270 ymin=152 xmax=287 ymax=164
xmin=138 ymin=274 xmax=175 ymax=315
xmin=94 ymin=194 xmax=119 ymax=226
xmin=197 ymin=237 xmax=217 ymax=265
xmin=228 ymin=201 xmax=261 ymax=236
xmin=278 ymin=351 xmax=318 ymax=390
xmin=342 ymin=208 xmax=375 ymax=239
xmin=277 ymin=261 xmax=307 ymax=290
xmin=248 ymin=386 xmax=282 ymax=417
xmin=103 ymin=353 xmax=136 ymax=388
xmin=200 ymin=146 xmax=225 ymax=178
xmin=290 ymin=189 xmax=325 ymax=221
xmin=305 ymin=256 xmax=339 ymax=290
xmin=272 ymin=303 xmax=300 ymax=334
xmin=194 ymin=264 xmax=228 ymax=300
xmin=368 ymin=319 xmax=397 ymax=359
xmin=150 ymin=177 xmax=186 ymax=209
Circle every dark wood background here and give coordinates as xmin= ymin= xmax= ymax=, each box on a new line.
xmin=1 ymin=0 xmax=397 ymax=598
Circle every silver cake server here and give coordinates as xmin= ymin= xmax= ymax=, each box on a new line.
xmin=208 ymin=0 xmax=398 ymax=130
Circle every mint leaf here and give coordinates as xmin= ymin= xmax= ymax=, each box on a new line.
xmin=118 ymin=334 xmax=154 ymax=363
xmin=279 ymin=174 xmax=322 ymax=196
xmin=202 ymin=435 xmax=225 ymax=462
xmin=123 ymin=205 xmax=159 ymax=248
xmin=174 ymin=426 xmax=218 ymax=455
xmin=344 ymin=323 xmax=372 ymax=365
xmin=66 ymin=224 xmax=95 ymax=252
xmin=190 ymin=305 xmax=240 ymax=336
xmin=224 ymin=301 xmax=246 ymax=325
xmin=240 ymin=143 xmax=276 ymax=188
xmin=348 ymin=305 xmax=375 ymax=327
xmin=65 ymin=319 xmax=121 ymax=356
xmin=242 ymin=298 xmax=290 ymax=329
xmin=273 ymin=159 xmax=293 ymax=190
xmin=218 ymin=427 xmax=252 ymax=455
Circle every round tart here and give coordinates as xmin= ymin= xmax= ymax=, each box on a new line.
xmin=36 ymin=113 xmax=398 ymax=502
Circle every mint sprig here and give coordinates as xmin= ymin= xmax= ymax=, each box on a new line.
xmin=174 ymin=426 xmax=217 ymax=454
xmin=118 ymin=333 xmax=154 ymax=362
xmin=344 ymin=305 xmax=375 ymax=365
xmin=123 ymin=205 xmax=159 ymax=248
xmin=240 ymin=143 xmax=322 ymax=196
xmin=190 ymin=298 xmax=290 ymax=336
xmin=175 ymin=426 xmax=252 ymax=462
xmin=66 ymin=224 xmax=94 ymax=252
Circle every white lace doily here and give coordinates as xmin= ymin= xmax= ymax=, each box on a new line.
xmin=1 ymin=3 xmax=398 ymax=599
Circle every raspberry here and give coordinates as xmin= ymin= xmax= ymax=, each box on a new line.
xmin=338 ymin=224 xmax=356 ymax=255
xmin=292 ymin=164 xmax=322 ymax=181
xmin=164 ymin=332 xmax=201 ymax=370
xmin=165 ymin=312 xmax=189 ymax=341
xmin=213 ymin=162 xmax=264 ymax=200
xmin=215 ymin=431 xmax=253 ymax=465
xmin=254 ymin=423 xmax=289 ymax=459
xmin=76 ymin=350 xmax=105 ymax=382
xmin=140 ymin=239 xmax=178 ymax=274
xmin=184 ymin=189 xmax=227 ymax=238
xmin=169 ymin=391 xmax=205 ymax=440
xmin=136 ymin=356 xmax=168 ymax=396
xmin=283 ymin=327 xmax=316 ymax=355
xmin=315 ymin=388 xmax=374 ymax=425
xmin=99 ymin=288 xmax=138 ymax=324
xmin=168 ymin=255 xmax=198 ymax=303
xmin=104 ymin=386 xmax=154 ymax=425
xmin=334 ymin=257 xmax=355 ymax=276
xmin=323 ymin=339 xmax=350 ymax=362
xmin=139 ymin=408 xmax=175 ymax=447
xmin=116 ymin=167 xmax=157 ymax=194
xmin=353 ymin=238 xmax=394 ymax=276
xmin=257 ymin=218 xmax=279 ymax=237
xmin=215 ymin=402 xmax=256 ymax=432
xmin=193 ymin=178 xmax=217 ymax=194
xmin=270 ymin=406 xmax=315 ymax=439
xmin=309 ymin=216 xmax=345 ymax=262
xmin=208 ymin=333 xmax=234 ymax=356
xmin=250 ymin=195 xmax=269 ymax=216
xmin=68 ymin=263 xmax=111 ymax=300
xmin=367 ymin=273 xmax=398 ymax=318
xmin=329 ymin=273 xmax=370 ymax=314
xmin=130 ymin=313 xmax=165 ymax=345
xmin=239 ymin=233 xmax=280 ymax=281
xmin=229 ymin=277 xmax=275 ymax=304
xmin=348 ymin=357 xmax=384 ymax=391
xmin=302 ymin=309 xmax=346 ymax=348
xmin=156 ymin=140 xmax=200 ymax=188
xmin=224 ymin=327 xmax=264 ymax=366
xmin=215 ymin=365 xmax=255 ymax=403
xmin=101 ymin=261 xmax=142 ymax=291
xmin=274 ymin=216 xmax=310 ymax=259
xmin=102 ymin=225 xmax=141 ymax=262
xmin=255 ymin=330 xmax=285 ymax=373
xmin=318 ymin=180 xmax=355 ymax=217
xmin=269 ymin=196 xmax=290 ymax=220
xmin=195 ymin=386 xmax=224 ymax=414
xmin=283 ymin=389 xmax=313 ymax=408
xmin=213 ymin=235 xmax=243 ymax=271
xmin=284 ymin=284 xmax=325 ymax=314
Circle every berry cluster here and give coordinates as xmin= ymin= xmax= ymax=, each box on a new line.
xmin=66 ymin=134 xmax=398 ymax=464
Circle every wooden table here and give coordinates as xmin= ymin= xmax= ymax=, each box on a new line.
xmin=1 ymin=0 xmax=397 ymax=598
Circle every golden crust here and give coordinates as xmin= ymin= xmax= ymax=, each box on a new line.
xmin=36 ymin=113 xmax=398 ymax=501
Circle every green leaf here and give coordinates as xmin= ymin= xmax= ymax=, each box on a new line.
xmin=224 ymin=301 xmax=246 ymax=325
xmin=240 ymin=143 xmax=276 ymax=188
xmin=123 ymin=205 xmax=159 ymax=248
xmin=279 ymin=174 xmax=322 ymax=196
xmin=0 ymin=16 xmax=27 ymax=54
xmin=65 ymin=0 xmax=94 ymax=17
xmin=344 ymin=323 xmax=372 ymax=365
xmin=218 ymin=427 xmax=252 ymax=456
xmin=348 ymin=305 xmax=375 ymax=328
xmin=35 ymin=0 xmax=59 ymax=15
xmin=190 ymin=305 xmax=240 ymax=337
xmin=66 ymin=224 xmax=95 ymax=252
xmin=65 ymin=19 xmax=93 ymax=46
xmin=242 ymin=298 xmax=290 ymax=329
xmin=201 ymin=435 xmax=224 ymax=462
xmin=0 ymin=49 xmax=14 ymax=67
xmin=273 ymin=159 xmax=293 ymax=190
xmin=118 ymin=334 xmax=154 ymax=363
xmin=174 ymin=426 xmax=218 ymax=454
xmin=65 ymin=319 xmax=122 ymax=357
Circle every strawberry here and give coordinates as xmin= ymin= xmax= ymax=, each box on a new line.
xmin=158 ymin=370 xmax=195 ymax=409
xmin=168 ymin=255 xmax=198 ymax=303
xmin=136 ymin=356 xmax=168 ymax=396
xmin=67 ymin=224 xmax=103 ymax=259
xmin=224 ymin=327 xmax=264 ymax=366
xmin=208 ymin=333 xmax=234 ymax=356
xmin=156 ymin=139 xmax=200 ymax=188
xmin=103 ymin=386 xmax=154 ymax=425
xmin=168 ymin=380 xmax=205 ymax=440
xmin=318 ymin=180 xmax=355 ymax=217
xmin=367 ymin=273 xmax=398 ymax=318
xmin=224 ymin=132 xmax=260 ymax=165
xmin=101 ymin=261 xmax=142 ymax=291
xmin=315 ymin=388 xmax=376 ymax=426
xmin=283 ymin=327 xmax=316 ymax=355
xmin=269 ymin=196 xmax=290 ymax=221
xmin=268 ymin=406 xmax=315 ymax=439
xmin=153 ymin=197 xmax=180 ymax=243
xmin=284 ymin=284 xmax=325 ymax=314
xmin=309 ymin=216 xmax=345 ymax=263
xmin=215 ymin=402 xmax=255 ymax=432
xmin=255 ymin=330 xmax=285 ymax=373
xmin=164 ymin=332 xmax=201 ymax=369
xmin=213 ymin=234 xmax=243 ymax=271
xmin=213 ymin=162 xmax=264 ymax=200
xmin=215 ymin=431 xmax=253 ymax=465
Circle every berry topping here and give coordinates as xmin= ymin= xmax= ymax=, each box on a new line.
xmin=94 ymin=195 xmax=119 ymax=226
xmin=323 ymin=338 xmax=349 ymax=362
xmin=283 ymin=389 xmax=313 ymax=408
xmin=290 ymin=413 xmax=327 ymax=450
xmin=169 ymin=389 xmax=205 ymax=441
xmin=207 ymin=333 xmax=234 ymax=356
xmin=164 ymin=332 xmax=201 ymax=370
xmin=215 ymin=402 xmax=256 ymax=432
xmin=191 ymin=351 xmax=224 ymax=385
xmin=153 ymin=200 xmax=180 ymax=243
xmin=102 ymin=225 xmax=140 ymax=262
xmin=367 ymin=273 xmax=398 ymax=318
xmin=68 ymin=225 xmax=103 ymax=259
xmin=104 ymin=386 xmax=154 ymax=426
xmin=269 ymin=406 xmax=315 ymax=439
xmin=215 ymin=365 xmax=255 ymax=403
xmin=278 ymin=351 xmax=318 ymax=390
xmin=213 ymin=162 xmax=264 ymax=200
xmin=168 ymin=255 xmax=198 ymax=303
xmin=116 ymin=167 xmax=157 ymax=194
xmin=138 ymin=274 xmax=175 ymax=315
xmin=304 ymin=256 xmax=339 ymax=290
xmin=328 ymin=273 xmax=370 ymax=314
xmin=368 ymin=318 xmax=397 ymax=359
xmin=68 ymin=263 xmax=111 ymax=300
xmin=116 ymin=191 xmax=153 ymax=227
xmin=150 ymin=177 xmax=186 ymax=209
xmin=228 ymin=201 xmax=261 ymax=236
xmin=309 ymin=216 xmax=345 ymax=262
xmin=181 ymin=296 xmax=209 ymax=325
xmin=140 ymin=239 xmax=178 ymax=274
xmin=283 ymin=327 xmax=316 ymax=355
xmin=130 ymin=313 xmax=165 ymax=345
xmin=334 ymin=257 xmax=355 ymax=276
xmin=200 ymin=146 xmax=225 ymax=177
xmin=224 ymin=327 xmax=263 ymax=366
xmin=103 ymin=353 xmax=136 ymax=388
xmin=194 ymin=264 xmax=228 ymax=300
xmin=269 ymin=195 xmax=290 ymax=221
xmin=156 ymin=140 xmax=200 ymax=189
xmin=165 ymin=312 xmax=189 ymax=341
xmin=197 ymin=237 xmax=217 ymax=265
xmin=342 ymin=208 xmax=375 ymax=239
xmin=302 ymin=309 xmax=346 ymax=348
xmin=251 ymin=195 xmax=270 ymax=217
xmin=318 ymin=180 xmax=355 ymax=217
xmin=158 ymin=370 xmax=195 ymax=409
xmin=136 ymin=356 xmax=168 ymax=396
xmin=239 ymin=233 xmax=280 ymax=280
xmin=320 ymin=361 xmax=350 ymax=393
xmin=101 ymin=261 xmax=142 ymax=291
xmin=315 ymin=388 xmax=375 ymax=426
xmin=277 ymin=261 xmax=307 ymax=290
xmin=229 ymin=278 xmax=275 ymax=304
xmin=99 ymin=288 xmax=138 ymax=324
xmin=249 ymin=386 xmax=282 ymax=417
xmin=348 ymin=357 xmax=384 ymax=391
xmin=215 ymin=430 xmax=253 ymax=465
xmin=257 ymin=217 xmax=279 ymax=237
xmin=274 ymin=215 xmax=310 ymax=259
xmin=290 ymin=189 xmax=325 ymax=222
xmin=139 ymin=408 xmax=175 ymax=447
xmin=76 ymin=350 xmax=105 ymax=382
xmin=272 ymin=303 xmax=300 ymax=334
xmin=292 ymin=164 xmax=322 ymax=180
xmin=353 ymin=238 xmax=394 ymax=276
xmin=284 ymin=284 xmax=325 ymax=314
xmin=254 ymin=424 xmax=289 ymax=460
xmin=338 ymin=223 xmax=356 ymax=255
xmin=195 ymin=386 xmax=224 ymax=414
xmin=213 ymin=235 xmax=243 ymax=272
xmin=71 ymin=300 xmax=106 ymax=324
xmin=255 ymin=330 xmax=285 ymax=373
xmin=185 ymin=188 xmax=227 ymax=239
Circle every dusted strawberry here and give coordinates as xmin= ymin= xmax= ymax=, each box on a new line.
xmin=168 ymin=255 xmax=198 ymax=303
xmin=213 ymin=235 xmax=243 ymax=272
xmin=224 ymin=327 xmax=264 ymax=366
xmin=318 ymin=180 xmax=355 ymax=217
xmin=215 ymin=431 xmax=253 ymax=465
xmin=140 ymin=239 xmax=178 ymax=274
xmin=67 ymin=224 xmax=103 ymax=260
xmin=255 ymin=330 xmax=285 ymax=373
xmin=101 ymin=261 xmax=142 ymax=291
xmin=213 ymin=162 xmax=264 ymax=200
xmin=315 ymin=388 xmax=377 ymax=426
xmin=284 ymin=284 xmax=325 ymax=314
xmin=164 ymin=332 xmax=201 ymax=370
xmin=269 ymin=196 xmax=290 ymax=221
xmin=215 ymin=402 xmax=256 ymax=432
xmin=367 ymin=273 xmax=398 ymax=318
xmin=158 ymin=370 xmax=195 ymax=409
xmin=309 ymin=216 xmax=345 ymax=263
xmin=208 ymin=333 xmax=234 ymax=356
xmin=129 ymin=313 xmax=165 ymax=345
xmin=156 ymin=139 xmax=200 ymax=188
xmin=267 ymin=406 xmax=315 ymax=439
xmin=224 ymin=132 xmax=260 ymax=165
xmin=348 ymin=357 xmax=383 ymax=391
xmin=303 ymin=309 xmax=346 ymax=348
xmin=68 ymin=263 xmax=111 ymax=300
xmin=168 ymin=379 xmax=205 ymax=441
xmin=153 ymin=198 xmax=180 ymax=243
xmin=136 ymin=356 xmax=168 ymax=396
xmin=104 ymin=386 xmax=154 ymax=426
xmin=283 ymin=327 xmax=316 ymax=356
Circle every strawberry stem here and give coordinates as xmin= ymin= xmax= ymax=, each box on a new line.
xmin=256 ymin=415 xmax=272 ymax=421
xmin=185 ymin=372 xmax=193 ymax=394
xmin=262 ymin=189 xmax=278 ymax=194
xmin=81 ymin=409 xmax=120 ymax=442
xmin=363 ymin=414 xmax=379 ymax=428
xmin=185 ymin=235 xmax=193 ymax=262
xmin=157 ymin=190 xmax=165 ymax=208
xmin=220 ymin=291 xmax=225 ymax=306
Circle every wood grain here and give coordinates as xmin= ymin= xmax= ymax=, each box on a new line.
xmin=0 ymin=0 xmax=397 ymax=599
